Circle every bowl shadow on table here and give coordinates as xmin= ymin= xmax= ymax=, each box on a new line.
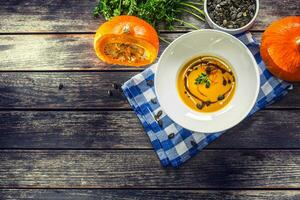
xmin=164 ymin=145 xmax=268 ymax=188
xmin=161 ymin=110 xmax=295 ymax=187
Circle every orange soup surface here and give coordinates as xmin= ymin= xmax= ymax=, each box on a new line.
xmin=177 ymin=55 xmax=236 ymax=112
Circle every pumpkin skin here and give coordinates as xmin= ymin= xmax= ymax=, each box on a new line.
xmin=260 ymin=16 xmax=300 ymax=82
xmin=94 ymin=16 xmax=159 ymax=67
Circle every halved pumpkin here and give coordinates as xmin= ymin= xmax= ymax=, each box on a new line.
xmin=94 ymin=16 xmax=159 ymax=67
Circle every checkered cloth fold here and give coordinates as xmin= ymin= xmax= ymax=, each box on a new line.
xmin=122 ymin=32 xmax=292 ymax=167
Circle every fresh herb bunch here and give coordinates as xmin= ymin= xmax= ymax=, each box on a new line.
xmin=93 ymin=0 xmax=137 ymax=20
xmin=195 ymin=72 xmax=211 ymax=88
xmin=93 ymin=0 xmax=205 ymax=30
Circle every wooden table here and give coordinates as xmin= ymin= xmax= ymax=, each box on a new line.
xmin=0 ymin=0 xmax=299 ymax=199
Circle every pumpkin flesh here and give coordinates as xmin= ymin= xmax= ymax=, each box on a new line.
xmin=94 ymin=16 xmax=159 ymax=67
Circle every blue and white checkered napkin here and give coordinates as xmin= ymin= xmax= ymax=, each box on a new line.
xmin=122 ymin=32 xmax=292 ymax=167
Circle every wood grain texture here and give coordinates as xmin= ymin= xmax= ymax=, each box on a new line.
xmin=0 ymin=0 xmax=99 ymax=33
xmin=1 ymin=189 xmax=300 ymax=200
xmin=0 ymin=33 xmax=262 ymax=71
xmin=0 ymin=0 xmax=299 ymax=197
xmin=0 ymin=72 xmax=298 ymax=109
xmin=0 ymin=150 xmax=300 ymax=188
xmin=0 ymin=72 xmax=132 ymax=109
xmin=0 ymin=0 xmax=299 ymax=33
xmin=0 ymin=110 xmax=300 ymax=149
xmin=0 ymin=33 xmax=169 ymax=71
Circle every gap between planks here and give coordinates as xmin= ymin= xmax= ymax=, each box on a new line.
xmin=0 ymin=107 xmax=299 ymax=111
xmin=1 ymin=148 xmax=300 ymax=151
xmin=0 ymin=30 xmax=267 ymax=35
xmin=1 ymin=188 xmax=300 ymax=191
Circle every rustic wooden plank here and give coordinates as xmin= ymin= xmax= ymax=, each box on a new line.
xmin=0 ymin=72 xmax=298 ymax=109
xmin=0 ymin=150 xmax=299 ymax=188
xmin=0 ymin=110 xmax=300 ymax=149
xmin=0 ymin=189 xmax=299 ymax=200
xmin=0 ymin=0 xmax=298 ymax=33
xmin=0 ymin=0 xmax=100 ymax=33
xmin=0 ymin=32 xmax=262 ymax=71
xmin=0 ymin=34 xmax=168 ymax=71
xmin=0 ymin=111 xmax=146 ymax=149
xmin=0 ymin=72 xmax=132 ymax=109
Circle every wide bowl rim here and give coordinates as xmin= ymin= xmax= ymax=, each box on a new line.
xmin=203 ymin=0 xmax=260 ymax=33
xmin=155 ymin=29 xmax=260 ymax=133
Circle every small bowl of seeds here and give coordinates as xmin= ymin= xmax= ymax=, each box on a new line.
xmin=204 ymin=0 xmax=259 ymax=34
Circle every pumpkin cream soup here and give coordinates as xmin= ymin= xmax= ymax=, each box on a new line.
xmin=177 ymin=55 xmax=236 ymax=112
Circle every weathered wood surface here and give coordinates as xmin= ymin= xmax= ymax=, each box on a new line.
xmin=0 ymin=110 xmax=300 ymax=149
xmin=0 ymin=33 xmax=263 ymax=71
xmin=0 ymin=0 xmax=299 ymax=198
xmin=0 ymin=72 xmax=298 ymax=109
xmin=0 ymin=0 xmax=299 ymax=33
xmin=0 ymin=72 xmax=131 ymax=109
xmin=1 ymin=189 xmax=299 ymax=200
xmin=0 ymin=150 xmax=300 ymax=188
xmin=0 ymin=34 xmax=161 ymax=71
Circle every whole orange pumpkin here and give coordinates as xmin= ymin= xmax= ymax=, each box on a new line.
xmin=260 ymin=16 xmax=300 ymax=82
xmin=94 ymin=16 xmax=159 ymax=67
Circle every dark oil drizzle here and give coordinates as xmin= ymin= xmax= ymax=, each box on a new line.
xmin=182 ymin=56 xmax=235 ymax=110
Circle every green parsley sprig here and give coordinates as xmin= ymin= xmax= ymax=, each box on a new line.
xmin=195 ymin=72 xmax=211 ymax=88
xmin=93 ymin=0 xmax=205 ymax=30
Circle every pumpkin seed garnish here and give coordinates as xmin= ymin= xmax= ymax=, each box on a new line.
xmin=112 ymin=83 xmax=119 ymax=89
xmin=58 ymin=83 xmax=64 ymax=90
xmin=151 ymin=98 xmax=157 ymax=104
xmin=191 ymin=140 xmax=197 ymax=146
xmin=218 ymin=94 xmax=225 ymax=101
xmin=196 ymin=103 xmax=204 ymax=110
xmin=156 ymin=110 xmax=163 ymax=118
xmin=146 ymin=80 xmax=154 ymax=86
xmin=168 ymin=133 xmax=175 ymax=139
xmin=205 ymin=66 xmax=212 ymax=74
xmin=107 ymin=90 xmax=113 ymax=97
xmin=223 ymin=77 xmax=227 ymax=86
xmin=205 ymin=101 xmax=211 ymax=106
xmin=158 ymin=119 xmax=163 ymax=127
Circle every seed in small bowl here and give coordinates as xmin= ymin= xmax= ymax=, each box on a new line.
xmin=207 ymin=0 xmax=257 ymax=29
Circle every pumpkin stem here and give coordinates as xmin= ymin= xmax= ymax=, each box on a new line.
xmin=296 ymin=38 xmax=300 ymax=46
